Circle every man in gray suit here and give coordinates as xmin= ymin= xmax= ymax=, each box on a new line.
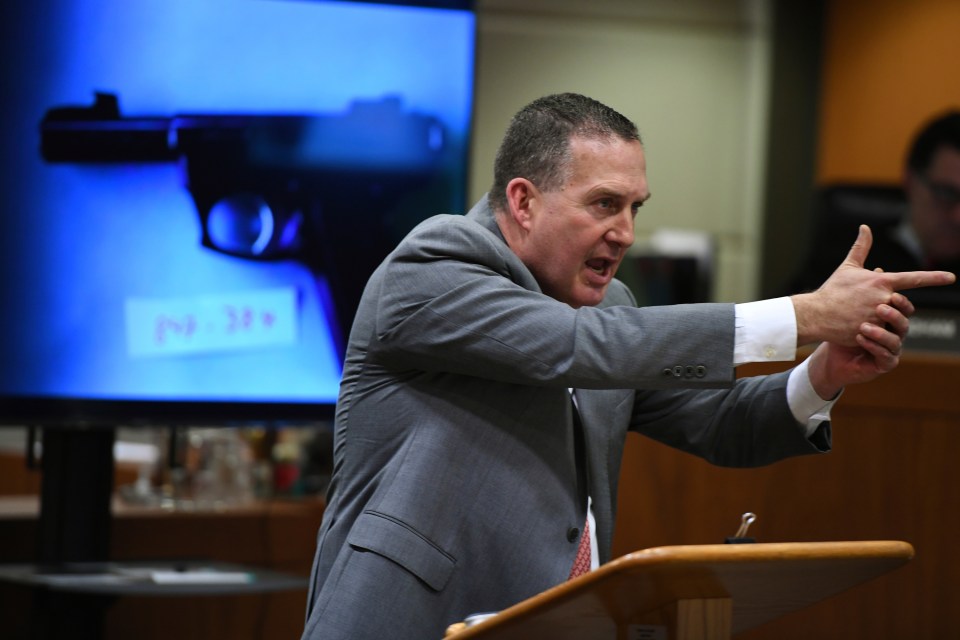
xmin=302 ymin=93 xmax=954 ymax=640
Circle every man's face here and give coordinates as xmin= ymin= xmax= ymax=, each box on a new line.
xmin=517 ymin=136 xmax=650 ymax=308
xmin=908 ymin=146 xmax=960 ymax=264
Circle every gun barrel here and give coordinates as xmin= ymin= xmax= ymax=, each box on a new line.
xmin=39 ymin=93 xmax=447 ymax=174
xmin=41 ymin=117 xmax=177 ymax=162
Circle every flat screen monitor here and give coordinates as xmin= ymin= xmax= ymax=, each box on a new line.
xmin=0 ymin=0 xmax=476 ymax=426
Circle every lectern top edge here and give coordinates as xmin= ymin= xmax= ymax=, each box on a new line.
xmin=616 ymin=540 xmax=915 ymax=567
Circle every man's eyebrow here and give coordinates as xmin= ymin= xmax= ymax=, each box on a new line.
xmin=589 ymin=186 xmax=645 ymax=200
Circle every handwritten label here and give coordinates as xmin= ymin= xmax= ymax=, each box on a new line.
xmin=627 ymin=625 xmax=667 ymax=640
xmin=125 ymin=288 xmax=298 ymax=357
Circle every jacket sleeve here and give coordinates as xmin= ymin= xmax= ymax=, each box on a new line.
xmin=627 ymin=370 xmax=831 ymax=467
xmin=368 ymin=214 xmax=737 ymax=390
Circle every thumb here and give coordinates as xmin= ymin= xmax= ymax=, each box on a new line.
xmin=844 ymin=224 xmax=873 ymax=269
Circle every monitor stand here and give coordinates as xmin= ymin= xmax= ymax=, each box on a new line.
xmin=33 ymin=426 xmax=116 ymax=639
xmin=38 ymin=426 xmax=116 ymax=565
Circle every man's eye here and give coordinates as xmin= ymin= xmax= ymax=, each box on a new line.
xmin=597 ymin=198 xmax=614 ymax=209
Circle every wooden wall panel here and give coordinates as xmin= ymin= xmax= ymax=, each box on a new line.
xmin=613 ymin=353 xmax=960 ymax=638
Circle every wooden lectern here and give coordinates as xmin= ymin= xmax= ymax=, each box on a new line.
xmin=444 ymin=541 xmax=913 ymax=640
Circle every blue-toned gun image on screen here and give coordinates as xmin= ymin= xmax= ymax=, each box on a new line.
xmin=40 ymin=91 xmax=451 ymax=362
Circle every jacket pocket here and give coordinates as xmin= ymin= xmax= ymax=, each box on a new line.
xmin=346 ymin=510 xmax=457 ymax=591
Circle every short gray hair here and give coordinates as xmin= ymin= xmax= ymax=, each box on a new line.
xmin=489 ymin=93 xmax=641 ymax=212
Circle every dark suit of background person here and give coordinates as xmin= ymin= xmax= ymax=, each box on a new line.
xmin=301 ymin=94 xmax=953 ymax=640
xmin=787 ymin=110 xmax=960 ymax=309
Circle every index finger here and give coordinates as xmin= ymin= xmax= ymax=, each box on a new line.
xmin=884 ymin=270 xmax=957 ymax=290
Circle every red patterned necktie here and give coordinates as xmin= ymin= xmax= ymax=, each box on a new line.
xmin=568 ymin=517 xmax=591 ymax=579
xmin=568 ymin=392 xmax=591 ymax=579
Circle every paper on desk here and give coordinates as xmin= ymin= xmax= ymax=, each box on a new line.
xmin=149 ymin=569 xmax=254 ymax=584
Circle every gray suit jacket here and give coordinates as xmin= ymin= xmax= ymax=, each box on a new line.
xmin=302 ymin=196 xmax=830 ymax=639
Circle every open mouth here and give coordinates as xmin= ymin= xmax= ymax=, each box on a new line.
xmin=586 ymin=257 xmax=614 ymax=276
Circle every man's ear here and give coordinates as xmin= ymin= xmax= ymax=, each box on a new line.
xmin=504 ymin=178 xmax=538 ymax=231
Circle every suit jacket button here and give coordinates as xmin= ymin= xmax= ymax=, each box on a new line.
xmin=696 ymin=365 xmax=707 ymax=377
xmin=567 ymin=527 xmax=580 ymax=543
xmin=673 ymin=365 xmax=683 ymax=377
xmin=685 ymin=365 xmax=695 ymax=378
xmin=662 ymin=368 xmax=673 ymax=377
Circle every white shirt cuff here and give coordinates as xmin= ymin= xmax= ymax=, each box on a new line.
xmin=733 ymin=297 xmax=797 ymax=366
xmin=786 ymin=358 xmax=840 ymax=437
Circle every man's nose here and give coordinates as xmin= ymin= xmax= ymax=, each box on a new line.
xmin=606 ymin=208 xmax=635 ymax=247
